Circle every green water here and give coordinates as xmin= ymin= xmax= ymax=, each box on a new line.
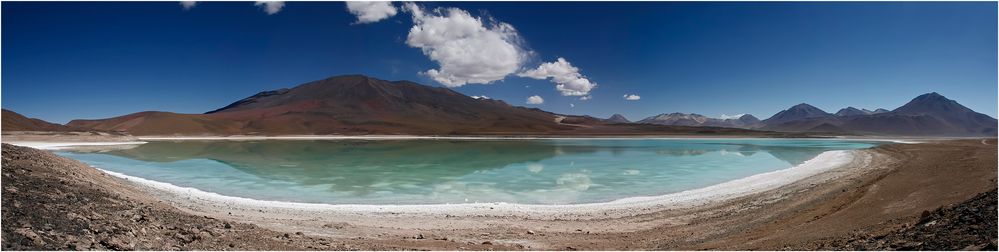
xmin=57 ymin=139 xmax=879 ymax=204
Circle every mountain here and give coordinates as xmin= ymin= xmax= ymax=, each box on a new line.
xmin=2 ymin=109 xmax=78 ymax=132
xmin=835 ymin=107 xmax=870 ymax=117
xmin=845 ymin=92 xmax=997 ymax=136
xmin=763 ymin=93 xmax=997 ymax=136
xmin=67 ymin=75 xmax=772 ymax=136
xmin=639 ymin=113 xmax=711 ymax=126
xmin=606 ymin=114 xmax=630 ymax=123
xmin=69 ymin=75 xmax=576 ymax=135
xmin=761 ymin=103 xmax=833 ymax=125
xmin=735 ymin=114 xmax=762 ymax=128
xmin=860 ymin=108 xmax=890 ymax=114
xmin=638 ymin=113 xmax=760 ymax=129
xmin=837 ymin=107 xmax=891 ymax=117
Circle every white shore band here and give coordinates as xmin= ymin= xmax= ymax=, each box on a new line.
xmin=4 ymin=136 xmax=918 ymax=151
xmin=6 ymin=141 xmax=148 ymax=150
xmin=91 ymin=150 xmax=856 ymax=217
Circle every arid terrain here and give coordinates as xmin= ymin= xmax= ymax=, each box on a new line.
xmin=2 ymin=139 xmax=995 ymax=250
xmin=42 ymin=75 xmax=995 ymax=137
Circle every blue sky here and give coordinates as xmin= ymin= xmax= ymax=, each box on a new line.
xmin=3 ymin=2 xmax=996 ymax=124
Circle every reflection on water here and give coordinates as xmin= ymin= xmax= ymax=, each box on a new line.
xmin=59 ymin=139 xmax=878 ymax=204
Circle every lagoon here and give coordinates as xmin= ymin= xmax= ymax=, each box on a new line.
xmin=57 ymin=139 xmax=879 ymax=205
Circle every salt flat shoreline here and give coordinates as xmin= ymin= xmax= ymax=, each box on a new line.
xmin=3 ymin=139 xmax=995 ymax=250
xmin=93 ymin=150 xmax=856 ymax=217
xmin=0 ymin=136 xmax=905 ymax=215
xmin=135 ymin=134 xmax=931 ymax=142
xmin=92 ymin=141 xmax=895 ymax=249
xmin=4 ymin=134 xmax=922 ymax=151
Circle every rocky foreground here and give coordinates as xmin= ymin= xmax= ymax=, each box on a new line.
xmin=1 ymin=144 xmax=351 ymax=250
xmin=817 ymin=189 xmax=997 ymax=250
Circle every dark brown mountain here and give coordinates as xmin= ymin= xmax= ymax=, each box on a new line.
xmin=67 ymin=75 xmax=781 ymax=136
xmin=69 ymin=75 xmax=576 ymax=135
xmin=2 ymin=109 xmax=78 ymax=132
xmin=606 ymin=114 xmax=630 ymax=123
xmin=763 ymin=93 xmax=997 ymax=136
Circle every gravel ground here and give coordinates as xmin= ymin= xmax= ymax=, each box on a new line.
xmin=815 ymin=189 xmax=998 ymax=250
xmin=1 ymin=144 xmax=355 ymax=250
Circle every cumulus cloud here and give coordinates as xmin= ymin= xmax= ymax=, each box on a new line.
xmin=255 ymin=1 xmax=284 ymax=15
xmin=623 ymin=94 xmax=641 ymax=100
xmin=179 ymin=1 xmax=196 ymax=10
xmin=579 ymin=95 xmax=591 ymax=101
xmin=346 ymin=1 xmax=398 ymax=24
xmin=470 ymin=95 xmax=490 ymax=100
xmin=519 ymin=58 xmax=596 ymax=96
xmin=719 ymin=113 xmax=747 ymax=119
xmin=403 ymin=3 xmax=529 ymax=87
xmin=526 ymin=95 xmax=544 ymax=105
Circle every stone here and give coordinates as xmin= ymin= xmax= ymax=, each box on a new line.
xmin=14 ymin=228 xmax=44 ymax=246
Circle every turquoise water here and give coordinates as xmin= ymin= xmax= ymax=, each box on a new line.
xmin=57 ymin=139 xmax=878 ymax=205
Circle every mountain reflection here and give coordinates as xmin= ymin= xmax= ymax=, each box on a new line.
xmin=104 ymin=140 xmax=591 ymax=195
xmin=96 ymin=139 xmax=873 ymax=198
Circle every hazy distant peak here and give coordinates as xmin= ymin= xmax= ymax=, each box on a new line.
xmin=790 ymin=103 xmax=823 ymax=110
xmin=606 ymin=114 xmax=630 ymax=123
xmin=762 ymin=103 xmax=832 ymax=125
xmin=835 ymin=107 xmax=869 ymax=117
xmin=637 ymin=112 xmax=760 ymax=129
xmin=737 ymin=114 xmax=760 ymax=122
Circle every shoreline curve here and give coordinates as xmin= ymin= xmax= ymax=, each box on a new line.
xmin=92 ymin=150 xmax=857 ymax=217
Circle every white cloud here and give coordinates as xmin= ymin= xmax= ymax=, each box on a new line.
xmin=623 ymin=94 xmax=641 ymax=101
xmin=579 ymin=95 xmax=591 ymax=101
xmin=179 ymin=1 xmax=196 ymax=10
xmin=255 ymin=1 xmax=284 ymax=15
xmin=569 ymin=103 xmax=575 ymax=108
xmin=526 ymin=95 xmax=544 ymax=105
xmin=719 ymin=114 xmax=747 ymax=120
xmin=519 ymin=57 xmax=596 ymax=96
xmin=470 ymin=95 xmax=490 ymax=100
xmin=346 ymin=1 xmax=398 ymax=24
xmin=403 ymin=3 xmax=529 ymax=87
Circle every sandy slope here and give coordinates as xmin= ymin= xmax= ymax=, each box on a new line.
xmin=1 ymin=139 xmax=995 ymax=250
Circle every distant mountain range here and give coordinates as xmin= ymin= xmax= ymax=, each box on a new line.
xmin=3 ymin=75 xmax=994 ymax=137
xmin=58 ymin=75 xmax=761 ymax=136
xmin=835 ymin=107 xmax=888 ymax=117
xmin=637 ymin=113 xmax=761 ymax=129
xmin=616 ymin=92 xmax=995 ymax=136
xmin=759 ymin=92 xmax=997 ymax=136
